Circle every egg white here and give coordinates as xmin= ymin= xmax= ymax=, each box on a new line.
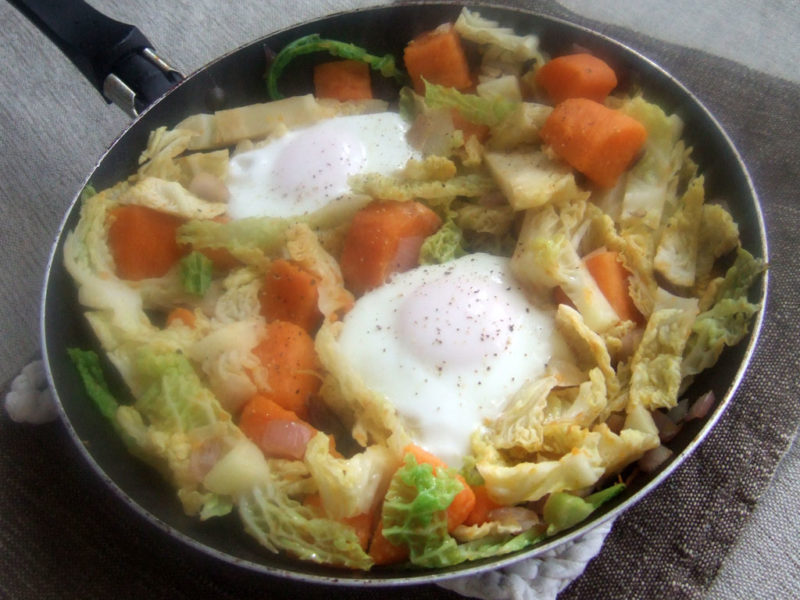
xmin=336 ymin=253 xmax=572 ymax=468
xmin=225 ymin=112 xmax=416 ymax=220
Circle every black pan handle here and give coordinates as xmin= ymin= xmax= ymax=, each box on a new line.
xmin=8 ymin=0 xmax=183 ymax=116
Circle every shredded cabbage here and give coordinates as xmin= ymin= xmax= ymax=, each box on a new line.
xmin=419 ymin=219 xmax=466 ymax=265
xmin=239 ymin=476 xmax=373 ymax=569
xmin=512 ymin=207 xmax=619 ymax=332
xmin=654 ymin=176 xmax=705 ymax=288
xmin=454 ymin=8 xmax=541 ymax=62
xmin=629 ymin=291 xmax=699 ymax=410
xmin=682 ymin=249 xmax=764 ymax=378
xmin=304 ymin=433 xmax=395 ymax=519
xmin=424 ymin=80 xmax=518 ymax=127
xmin=180 ymin=251 xmax=213 ymax=296
xmin=382 ymin=454 xmax=543 ymax=567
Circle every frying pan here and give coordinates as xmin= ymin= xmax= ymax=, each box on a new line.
xmin=18 ymin=0 xmax=767 ymax=586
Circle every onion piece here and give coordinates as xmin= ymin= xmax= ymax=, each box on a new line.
xmin=651 ymin=409 xmax=683 ymax=442
xmin=667 ymin=398 xmax=689 ymax=423
xmin=487 ymin=506 xmax=540 ymax=531
xmin=189 ymin=438 xmax=225 ymax=482
xmin=687 ymin=391 xmax=716 ymax=421
xmin=637 ymin=445 xmax=673 ymax=473
xmin=391 ymin=235 xmax=426 ymax=274
xmin=189 ymin=172 xmax=230 ymax=203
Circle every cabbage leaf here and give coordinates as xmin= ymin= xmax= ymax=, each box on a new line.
xmin=485 ymin=376 xmax=558 ymax=452
xmin=454 ymin=8 xmax=540 ymax=62
xmin=315 ymin=320 xmax=411 ymax=451
xmin=543 ymin=482 xmax=625 ymax=535
xmin=350 ymin=171 xmax=496 ymax=203
xmin=618 ymin=96 xmax=686 ymax=231
xmin=119 ymin=176 xmax=227 ymax=220
xmin=304 ymin=433 xmax=395 ymax=519
xmin=487 ymin=102 xmax=552 ymax=151
xmin=654 ymin=176 xmax=705 ymax=288
xmin=512 ymin=207 xmax=618 ymax=332
xmin=682 ymin=248 xmax=764 ymax=378
xmin=382 ymin=454 xmax=542 ymax=567
xmin=68 ymin=347 xmax=238 ymax=519
xmin=629 ymin=290 xmax=699 ymax=410
xmin=180 ymin=251 xmax=213 ymax=296
xmin=484 ymin=150 xmax=585 ymax=211
xmin=177 ymin=216 xmax=291 ymax=265
xmin=424 ymin=80 xmax=517 ymax=127
xmin=420 ymin=219 xmax=466 ymax=265
xmin=187 ymin=319 xmax=264 ymax=413
xmin=285 ymin=223 xmax=355 ymax=320
xmin=694 ymin=203 xmax=740 ymax=293
xmin=239 ymin=476 xmax=373 ymax=569
xmin=265 ymin=34 xmax=406 ymax=100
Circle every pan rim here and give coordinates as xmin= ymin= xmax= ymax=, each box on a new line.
xmin=38 ymin=0 xmax=769 ymax=586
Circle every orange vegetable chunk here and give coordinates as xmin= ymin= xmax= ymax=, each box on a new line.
xmin=193 ymin=215 xmax=240 ymax=272
xmin=344 ymin=511 xmax=375 ymax=551
xmin=313 ymin=59 xmax=373 ymax=101
xmin=107 ymin=204 xmax=186 ymax=280
xmin=339 ymin=200 xmax=442 ymax=296
xmin=540 ymin=98 xmax=647 ymax=188
xmin=165 ymin=307 xmax=196 ymax=328
xmin=403 ymin=444 xmax=476 ymax=532
xmin=304 ymin=493 xmax=375 ymax=550
xmin=463 ymin=485 xmax=503 ymax=526
xmin=260 ymin=259 xmax=323 ymax=333
xmin=536 ymin=53 xmax=618 ymax=104
xmin=450 ymin=108 xmax=490 ymax=143
xmin=583 ymin=250 xmax=644 ymax=324
xmin=403 ymin=25 xmax=473 ymax=94
xmin=251 ymin=320 xmax=321 ymax=419
xmin=369 ymin=521 xmax=410 ymax=565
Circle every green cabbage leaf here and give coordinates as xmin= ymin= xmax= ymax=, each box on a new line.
xmin=420 ymin=220 xmax=466 ymax=265
xmin=454 ymin=8 xmax=540 ymax=62
xmin=239 ymin=473 xmax=373 ymax=569
xmin=180 ymin=251 xmax=213 ymax=296
xmin=382 ymin=454 xmax=543 ymax=567
xmin=682 ymin=248 xmax=765 ymax=378
xmin=424 ymin=80 xmax=517 ymax=127
xmin=543 ymin=483 xmax=625 ymax=535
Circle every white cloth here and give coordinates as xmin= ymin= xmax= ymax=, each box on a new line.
xmin=438 ymin=521 xmax=613 ymax=600
xmin=4 ymin=360 xmax=57 ymax=425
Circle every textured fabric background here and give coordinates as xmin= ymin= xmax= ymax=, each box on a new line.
xmin=1 ymin=1 xmax=798 ymax=598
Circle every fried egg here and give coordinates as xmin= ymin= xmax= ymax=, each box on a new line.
xmin=337 ymin=253 xmax=571 ymax=467
xmin=226 ymin=112 xmax=416 ymax=219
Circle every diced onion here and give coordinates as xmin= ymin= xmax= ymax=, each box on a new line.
xmin=189 ymin=172 xmax=230 ymax=203
xmin=189 ymin=438 xmax=225 ymax=482
xmin=667 ymin=398 xmax=689 ymax=423
xmin=487 ymin=506 xmax=540 ymax=531
xmin=687 ymin=391 xmax=716 ymax=421
xmin=637 ymin=445 xmax=673 ymax=473
xmin=651 ymin=409 xmax=683 ymax=442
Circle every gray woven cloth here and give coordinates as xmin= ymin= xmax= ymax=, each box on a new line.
xmin=1 ymin=1 xmax=798 ymax=599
